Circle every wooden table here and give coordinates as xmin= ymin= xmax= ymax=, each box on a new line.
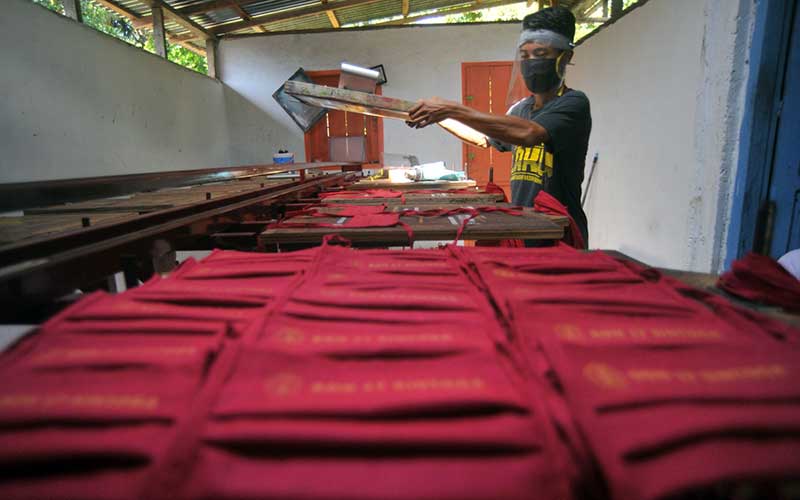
xmin=0 ymin=177 xmax=296 ymax=247
xmin=347 ymin=179 xmax=477 ymax=190
xmin=260 ymin=208 xmax=564 ymax=247
xmin=312 ymin=191 xmax=504 ymax=206
xmin=24 ymin=178 xmax=290 ymax=215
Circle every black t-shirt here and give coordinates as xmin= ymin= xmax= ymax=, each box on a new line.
xmin=489 ymin=89 xmax=592 ymax=244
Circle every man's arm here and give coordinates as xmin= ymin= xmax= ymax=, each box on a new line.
xmin=406 ymin=98 xmax=549 ymax=148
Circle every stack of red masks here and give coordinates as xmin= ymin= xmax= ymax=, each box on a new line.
xmin=1 ymin=244 xmax=799 ymax=500
xmin=186 ymin=245 xmax=572 ymax=500
xmin=456 ymin=244 xmax=800 ymax=500
xmin=0 ymin=249 xmax=313 ymax=500
xmin=717 ymin=252 xmax=800 ymax=312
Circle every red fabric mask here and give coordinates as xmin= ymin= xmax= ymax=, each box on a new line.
xmin=18 ymin=334 xmax=220 ymax=372
xmin=533 ymin=191 xmax=586 ymax=249
xmin=717 ymin=252 xmax=800 ymax=312
xmin=73 ymin=295 xmax=264 ymax=323
xmin=184 ymin=446 xmax=569 ymax=500
xmin=203 ymin=412 xmax=540 ymax=454
xmin=319 ymin=189 xmax=404 ymax=200
xmin=213 ymin=350 xmax=528 ymax=418
xmin=256 ymin=315 xmax=494 ymax=357
xmin=200 ymin=248 xmax=318 ymax=265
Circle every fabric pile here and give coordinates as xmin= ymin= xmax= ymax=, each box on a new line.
xmin=717 ymin=252 xmax=800 ymax=312
xmin=0 ymin=244 xmax=798 ymax=500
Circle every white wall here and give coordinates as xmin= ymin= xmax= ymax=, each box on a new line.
xmin=218 ymin=23 xmax=521 ymax=170
xmin=0 ymin=0 xmax=280 ymax=183
xmin=568 ymin=0 xmax=755 ymax=272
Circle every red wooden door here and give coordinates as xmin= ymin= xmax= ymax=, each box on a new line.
xmin=462 ymin=62 xmax=514 ymax=196
xmin=304 ymin=71 xmax=383 ymax=165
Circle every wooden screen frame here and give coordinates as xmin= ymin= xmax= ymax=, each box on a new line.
xmin=303 ymin=70 xmax=384 ymax=165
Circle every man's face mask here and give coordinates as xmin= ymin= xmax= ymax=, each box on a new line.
xmin=521 ymin=56 xmax=563 ymax=94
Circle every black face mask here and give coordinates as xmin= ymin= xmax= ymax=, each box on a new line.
xmin=521 ymin=58 xmax=562 ymax=94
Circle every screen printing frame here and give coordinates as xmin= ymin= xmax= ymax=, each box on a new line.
xmin=273 ymin=68 xmax=329 ymax=132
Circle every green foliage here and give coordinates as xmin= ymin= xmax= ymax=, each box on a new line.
xmin=437 ymin=0 xmax=644 ymax=42
xmin=29 ymin=0 xmax=207 ymax=75
xmin=446 ymin=11 xmax=484 ymax=23
xmin=31 ymin=0 xmax=62 ymax=13
xmin=168 ymin=44 xmax=208 ymax=74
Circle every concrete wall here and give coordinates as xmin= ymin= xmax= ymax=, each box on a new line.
xmin=0 ymin=0 xmax=279 ymax=183
xmin=218 ymin=23 xmax=522 ymax=170
xmin=568 ymin=0 xmax=755 ymax=272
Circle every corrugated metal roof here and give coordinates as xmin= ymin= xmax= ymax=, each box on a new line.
xmin=90 ymin=0 xmax=586 ymax=50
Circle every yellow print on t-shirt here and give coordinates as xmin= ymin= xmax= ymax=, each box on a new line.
xmin=511 ymin=144 xmax=553 ymax=184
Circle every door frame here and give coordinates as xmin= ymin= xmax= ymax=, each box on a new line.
xmin=725 ymin=0 xmax=798 ymax=268
xmin=460 ymin=61 xmax=514 ymax=178
xmin=303 ymin=70 xmax=384 ymax=164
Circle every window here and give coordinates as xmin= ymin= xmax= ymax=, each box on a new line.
xmin=30 ymin=0 xmax=208 ymax=75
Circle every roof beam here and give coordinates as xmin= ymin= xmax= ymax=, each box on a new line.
xmin=377 ymin=0 xmax=519 ymax=25
xmin=150 ymin=0 xmax=215 ymax=40
xmin=91 ymin=0 xmax=142 ymax=19
xmin=401 ymin=0 xmax=409 ymax=17
xmin=321 ymin=1 xmax=341 ymax=28
xmin=326 ymin=10 xmax=341 ymax=27
xmin=89 ymin=0 xmax=206 ymax=55
xmin=210 ymin=0 xmax=384 ymax=35
xmin=229 ymin=1 xmax=266 ymax=32
xmin=572 ymin=0 xmax=602 ymax=18
xmin=176 ymin=0 xmax=264 ymax=17
xmin=133 ymin=0 xmax=265 ymax=27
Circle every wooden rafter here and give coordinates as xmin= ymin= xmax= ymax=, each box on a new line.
xmin=326 ymin=10 xmax=341 ymax=27
xmin=228 ymin=1 xmax=267 ymax=32
xmin=209 ymin=0 xmax=384 ymax=36
xmin=175 ymin=0 xmax=264 ymax=17
xmin=376 ymin=0 xmax=520 ymax=26
xmin=572 ymin=0 xmax=603 ymax=18
xmin=134 ymin=0 xmax=264 ymax=26
xmin=89 ymin=0 xmax=206 ymax=55
xmin=91 ymin=0 xmax=141 ymax=20
xmin=401 ymin=0 xmax=409 ymax=17
xmin=150 ymin=0 xmax=215 ymax=40
xmin=321 ymin=0 xmax=341 ymax=28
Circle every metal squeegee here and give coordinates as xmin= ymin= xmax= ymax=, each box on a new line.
xmin=284 ymin=81 xmax=490 ymax=148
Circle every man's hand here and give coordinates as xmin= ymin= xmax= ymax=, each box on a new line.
xmin=405 ymin=97 xmax=461 ymax=129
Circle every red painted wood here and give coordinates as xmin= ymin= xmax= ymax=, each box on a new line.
xmin=304 ymin=72 xmax=383 ymax=165
xmin=461 ymin=62 xmax=514 ymax=196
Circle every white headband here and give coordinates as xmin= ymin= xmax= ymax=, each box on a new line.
xmin=518 ymin=29 xmax=575 ymax=50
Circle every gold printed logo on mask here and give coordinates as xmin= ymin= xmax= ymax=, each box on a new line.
xmin=0 ymin=393 xmax=159 ymax=411
xmin=583 ymin=363 xmax=629 ymax=390
xmin=275 ymin=328 xmax=305 ymax=344
xmin=554 ymin=324 xmax=583 ymax=341
xmin=264 ymin=373 xmax=303 ymax=396
xmin=493 ymin=268 xmax=517 ymax=279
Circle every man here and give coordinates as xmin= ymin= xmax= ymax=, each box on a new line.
xmin=406 ymin=6 xmax=592 ymax=246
